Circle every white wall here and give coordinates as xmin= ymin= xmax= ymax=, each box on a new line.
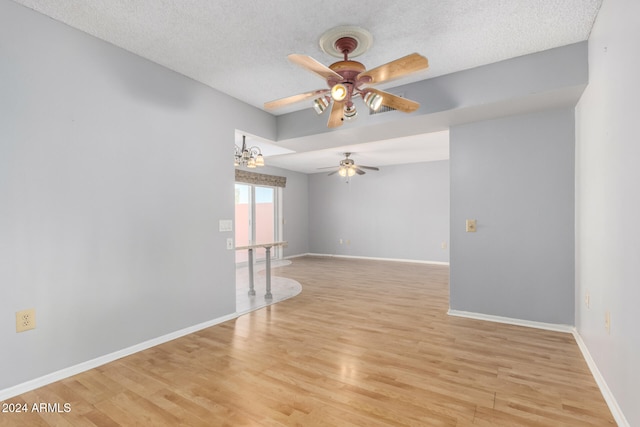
xmin=308 ymin=160 xmax=450 ymax=263
xmin=576 ymin=0 xmax=640 ymax=424
xmin=0 ymin=1 xmax=275 ymax=391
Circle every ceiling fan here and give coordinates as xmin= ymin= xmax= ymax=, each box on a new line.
xmin=264 ymin=26 xmax=429 ymax=128
xmin=319 ymin=152 xmax=379 ymax=177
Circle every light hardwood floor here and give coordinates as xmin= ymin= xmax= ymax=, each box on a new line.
xmin=1 ymin=256 xmax=615 ymax=426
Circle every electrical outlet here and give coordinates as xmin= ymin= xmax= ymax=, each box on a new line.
xmin=16 ymin=308 xmax=36 ymax=333
xmin=441 ymin=241 xmax=447 ymax=249
xmin=605 ymin=311 xmax=611 ymax=334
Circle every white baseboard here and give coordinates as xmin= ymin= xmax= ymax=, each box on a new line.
xmin=447 ymin=309 xmax=574 ymax=333
xmin=447 ymin=309 xmax=628 ymax=426
xmin=572 ymin=330 xmax=629 ymax=427
xmin=283 ymin=253 xmax=312 ymax=260
xmin=306 ymin=253 xmax=450 ymax=266
xmin=0 ymin=312 xmax=238 ymax=402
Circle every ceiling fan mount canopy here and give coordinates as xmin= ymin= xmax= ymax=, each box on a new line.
xmin=264 ymin=26 xmax=429 ymax=128
xmin=319 ymin=26 xmax=373 ymax=58
xmin=334 ymin=36 xmax=359 ymax=57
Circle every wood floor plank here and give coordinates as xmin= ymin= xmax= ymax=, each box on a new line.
xmin=0 ymin=256 xmax=615 ymax=426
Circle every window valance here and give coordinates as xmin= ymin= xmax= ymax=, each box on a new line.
xmin=235 ymin=169 xmax=287 ymax=188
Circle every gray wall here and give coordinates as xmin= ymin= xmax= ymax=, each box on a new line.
xmin=0 ymin=1 xmax=275 ymax=390
xmin=308 ymin=160 xmax=450 ymax=263
xmin=576 ymin=0 xmax=640 ymax=424
xmin=450 ymin=108 xmax=575 ymax=325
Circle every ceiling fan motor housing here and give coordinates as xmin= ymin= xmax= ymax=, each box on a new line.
xmin=328 ymin=60 xmax=367 ymax=104
xmin=340 ymin=158 xmax=355 ymax=167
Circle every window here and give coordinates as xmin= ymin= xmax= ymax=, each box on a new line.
xmin=234 ymin=183 xmax=281 ymax=263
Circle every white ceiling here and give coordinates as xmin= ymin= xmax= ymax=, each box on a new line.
xmin=12 ymin=0 xmax=602 ymax=173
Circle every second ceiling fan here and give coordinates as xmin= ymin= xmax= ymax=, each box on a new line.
xmin=264 ymin=26 xmax=429 ymax=128
xmin=319 ymin=152 xmax=379 ymax=177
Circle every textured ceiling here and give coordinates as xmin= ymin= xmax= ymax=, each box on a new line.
xmin=11 ymin=0 xmax=602 ymax=172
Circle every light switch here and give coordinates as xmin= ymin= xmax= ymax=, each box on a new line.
xmin=466 ymin=219 xmax=477 ymax=232
xmin=219 ymin=219 xmax=233 ymax=232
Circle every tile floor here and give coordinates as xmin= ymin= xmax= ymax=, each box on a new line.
xmin=235 ymin=259 xmax=302 ymax=314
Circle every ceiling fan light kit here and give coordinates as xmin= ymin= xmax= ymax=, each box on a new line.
xmin=363 ymin=91 xmax=383 ymax=111
xmin=313 ymin=96 xmax=330 ymax=114
xmin=344 ymin=105 xmax=358 ymax=120
xmin=264 ymin=26 xmax=429 ymax=128
xmin=331 ymin=83 xmax=348 ymax=101
xmin=338 ymin=166 xmax=357 ymax=177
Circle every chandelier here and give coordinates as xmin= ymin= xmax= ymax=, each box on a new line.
xmin=234 ymin=135 xmax=264 ymax=168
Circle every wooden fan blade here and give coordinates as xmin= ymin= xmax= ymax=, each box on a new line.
xmin=288 ymin=54 xmax=344 ymax=81
xmin=327 ymin=170 xmax=339 ymax=176
xmin=358 ymin=53 xmax=428 ymax=85
xmin=328 ymin=100 xmax=345 ymax=128
xmin=358 ymin=165 xmax=379 ymax=171
xmin=264 ymin=89 xmax=328 ymax=110
xmin=354 ymin=167 xmax=366 ymax=175
xmin=366 ymin=88 xmax=420 ymax=113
